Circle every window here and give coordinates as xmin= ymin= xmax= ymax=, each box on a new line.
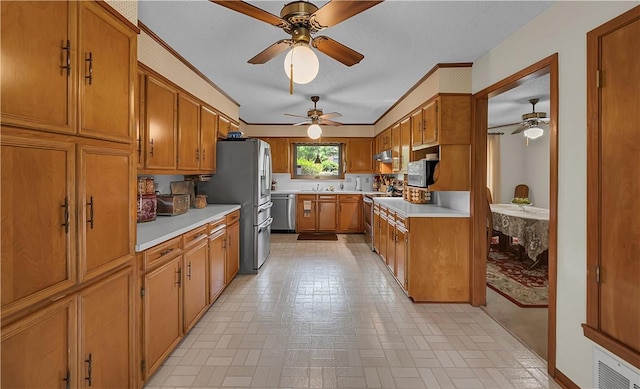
xmin=292 ymin=143 xmax=343 ymax=179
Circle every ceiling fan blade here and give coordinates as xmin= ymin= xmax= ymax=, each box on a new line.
xmin=511 ymin=124 xmax=528 ymax=135
xmin=284 ymin=113 xmax=309 ymax=119
xmin=538 ymin=117 xmax=551 ymax=123
xmin=319 ymin=112 xmax=342 ymax=119
xmin=312 ymin=36 xmax=363 ymax=66
xmin=320 ymin=119 xmax=342 ymax=126
xmin=293 ymin=120 xmax=311 ymax=126
xmin=248 ymin=40 xmax=292 ymax=64
xmin=210 ymin=0 xmax=289 ymax=28
xmin=310 ymin=0 xmax=383 ymax=28
xmin=487 ymin=121 xmax=521 ymax=130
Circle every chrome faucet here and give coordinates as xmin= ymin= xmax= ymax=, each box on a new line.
xmin=316 ymin=184 xmax=320 ymax=191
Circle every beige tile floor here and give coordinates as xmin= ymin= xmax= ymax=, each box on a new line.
xmin=144 ymin=233 xmax=561 ymax=389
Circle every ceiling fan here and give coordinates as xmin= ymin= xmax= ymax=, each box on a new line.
xmin=284 ymin=95 xmax=343 ymax=126
xmin=489 ymin=98 xmax=551 ymax=135
xmin=210 ymin=0 xmax=382 ymax=67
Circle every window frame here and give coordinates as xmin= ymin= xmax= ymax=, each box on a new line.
xmin=292 ymin=142 xmax=344 ymax=180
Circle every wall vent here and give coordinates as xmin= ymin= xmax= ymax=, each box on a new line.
xmin=594 ymin=348 xmax=640 ymax=389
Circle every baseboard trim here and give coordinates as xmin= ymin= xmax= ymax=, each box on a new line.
xmin=554 ymin=368 xmax=580 ymax=389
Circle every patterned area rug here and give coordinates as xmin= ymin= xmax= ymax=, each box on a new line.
xmin=487 ymin=248 xmax=548 ymax=307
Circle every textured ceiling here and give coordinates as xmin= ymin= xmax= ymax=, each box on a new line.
xmin=488 ymin=73 xmax=550 ymax=131
xmin=138 ymin=1 xmax=553 ymax=125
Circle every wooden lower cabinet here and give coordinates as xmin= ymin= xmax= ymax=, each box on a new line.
xmin=226 ymin=218 xmax=240 ymax=284
xmin=337 ymin=195 xmax=362 ymax=232
xmin=395 ymin=225 xmax=408 ymax=290
xmin=318 ymin=195 xmax=338 ymax=232
xmin=386 ymin=211 xmax=396 ymax=273
xmin=297 ymin=194 xmax=364 ymax=233
xmin=142 ymin=255 xmax=182 ymax=379
xmin=296 ymin=194 xmax=317 ymax=232
xmin=182 ymin=238 xmax=208 ymax=333
xmin=373 ymin=204 xmax=381 ymax=252
xmin=1 ymin=268 xmax=134 ymax=389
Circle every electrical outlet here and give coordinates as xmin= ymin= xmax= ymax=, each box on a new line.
xmin=365 ymin=177 xmax=370 ymax=183
xmin=346 ymin=178 xmax=352 ymax=183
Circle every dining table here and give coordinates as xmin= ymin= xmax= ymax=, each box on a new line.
xmin=490 ymin=203 xmax=550 ymax=268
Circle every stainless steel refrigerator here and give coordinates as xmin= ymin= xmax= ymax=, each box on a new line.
xmin=199 ymin=139 xmax=273 ymax=273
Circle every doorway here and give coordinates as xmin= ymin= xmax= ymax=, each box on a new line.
xmin=470 ymin=54 xmax=558 ymax=375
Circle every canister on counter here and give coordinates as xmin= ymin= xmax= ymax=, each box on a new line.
xmin=145 ymin=177 xmax=155 ymax=194
xmin=195 ymin=194 xmax=207 ymax=209
xmin=137 ymin=177 xmax=146 ymax=195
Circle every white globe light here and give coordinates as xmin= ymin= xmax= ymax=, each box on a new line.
xmin=524 ymin=126 xmax=544 ymax=139
xmin=284 ymin=44 xmax=319 ymax=85
xmin=307 ymin=124 xmax=322 ymax=139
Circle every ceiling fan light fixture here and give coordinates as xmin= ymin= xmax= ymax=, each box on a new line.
xmin=524 ymin=126 xmax=544 ymax=140
xmin=307 ymin=123 xmax=322 ymax=139
xmin=284 ymin=44 xmax=319 ymax=85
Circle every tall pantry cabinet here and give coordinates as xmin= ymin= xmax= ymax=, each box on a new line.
xmin=0 ymin=1 xmax=138 ymax=388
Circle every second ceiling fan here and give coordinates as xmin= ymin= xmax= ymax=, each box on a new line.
xmin=211 ymin=0 xmax=382 ymax=69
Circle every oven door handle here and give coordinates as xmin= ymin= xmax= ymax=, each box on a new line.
xmin=363 ymin=197 xmax=373 ymax=204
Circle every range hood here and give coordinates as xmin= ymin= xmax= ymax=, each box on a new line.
xmin=373 ymin=150 xmax=393 ymax=163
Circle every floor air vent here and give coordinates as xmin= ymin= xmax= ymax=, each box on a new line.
xmin=594 ymin=348 xmax=640 ymax=389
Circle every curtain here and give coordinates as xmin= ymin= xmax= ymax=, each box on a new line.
xmin=487 ymin=135 xmax=501 ymax=203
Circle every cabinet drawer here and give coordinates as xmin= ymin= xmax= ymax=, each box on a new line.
xmin=318 ymin=194 xmax=337 ymax=201
xmin=183 ymin=226 xmax=208 ymax=249
xmin=297 ymin=194 xmax=316 ymax=201
xmin=338 ymin=194 xmax=361 ymax=202
xmin=208 ymin=217 xmax=225 ymax=234
xmin=225 ymin=210 xmax=240 ymax=225
xmin=143 ymin=237 xmax=182 ymax=270
xmin=396 ymin=215 xmax=408 ymax=230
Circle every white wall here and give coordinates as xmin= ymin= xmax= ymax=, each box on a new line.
xmin=473 ymin=2 xmax=639 ymax=387
xmin=497 ymin=128 xmax=550 ymax=208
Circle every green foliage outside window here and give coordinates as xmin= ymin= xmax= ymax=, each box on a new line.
xmin=293 ymin=144 xmax=342 ymax=178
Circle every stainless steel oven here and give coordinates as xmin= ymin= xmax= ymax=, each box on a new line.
xmin=363 ymin=196 xmax=374 ymax=250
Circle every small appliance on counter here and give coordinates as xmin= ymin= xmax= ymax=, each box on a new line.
xmin=156 ymin=194 xmax=190 ymax=216
xmin=137 ymin=176 xmax=157 ymax=223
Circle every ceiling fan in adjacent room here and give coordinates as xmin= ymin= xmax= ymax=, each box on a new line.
xmin=489 ymin=98 xmax=551 ymax=139
xmin=211 ymin=0 xmax=382 ymax=93
xmin=284 ymin=96 xmax=342 ymax=139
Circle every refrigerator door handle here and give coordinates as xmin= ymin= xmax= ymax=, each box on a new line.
xmin=258 ymin=201 xmax=273 ymax=213
xmin=258 ymin=217 xmax=273 ymax=233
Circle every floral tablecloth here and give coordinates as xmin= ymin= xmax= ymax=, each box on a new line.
xmin=490 ymin=204 xmax=550 ymax=260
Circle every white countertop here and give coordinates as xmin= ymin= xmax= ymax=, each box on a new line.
xmin=272 ymin=189 xmax=383 ymax=195
xmin=136 ymin=204 xmax=240 ymax=252
xmin=373 ymin=197 xmax=469 ymax=218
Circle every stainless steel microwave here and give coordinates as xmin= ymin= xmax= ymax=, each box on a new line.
xmin=407 ymin=160 xmax=439 ymax=188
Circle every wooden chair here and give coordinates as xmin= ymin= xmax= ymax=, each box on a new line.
xmin=486 ymin=188 xmax=499 ymax=251
xmin=514 ymin=184 xmax=529 ymax=199
xmin=486 ymin=187 xmax=494 ymax=204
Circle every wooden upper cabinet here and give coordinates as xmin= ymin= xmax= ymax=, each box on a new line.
xmin=1 ymin=297 xmax=75 ymax=389
xmin=177 ymin=94 xmax=200 ymax=171
xmin=217 ymin=115 xmax=230 ymax=139
xmin=145 ymin=77 xmax=177 ymax=170
xmin=429 ymin=145 xmax=470 ymax=191
xmin=585 ymin=6 xmax=640 ymax=368
xmin=79 ymin=269 xmax=133 ymax=389
xmin=421 ymin=99 xmax=438 ymax=146
xmin=78 ymin=1 xmax=135 ymax=143
xmin=200 ymin=106 xmax=217 ymax=173
xmin=391 ymin=123 xmax=401 ymax=172
xmin=410 ymin=109 xmax=423 ymax=149
xmin=346 ymin=138 xmax=374 ymax=173
xmin=78 ymin=142 xmax=134 ymax=282
xmin=263 ymin=138 xmax=290 ymax=173
xmin=1 ymin=1 xmax=76 ymax=133
xmin=400 ymin=117 xmax=411 ymax=172
xmin=1 ymin=131 xmax=76 ymax=316
xmin=381 ymin=129 xmax=391 ymax=151
xmin=413 ymin=95 xmax=471 ymax=150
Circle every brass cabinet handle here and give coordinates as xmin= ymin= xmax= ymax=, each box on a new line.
xmin=195 ymin=148 xmax=199 ymax=161
xmin=187 ymin=261 xmax=192 ymax=280
xmin=202 ymin=149 xmax=206 ymax=162
xmin=222 ymin=238 xmax=226 ymax=249
xmin=61 ymin=197 xmax=70 ymax=233
xmin=137 ymin=137 xmax=141 ymax=156
xmin=160 ymin=248 xmax=174 ymax=257
xmin=85 ymin=353 xmax=93 ymax=386
xmin=87 ymin=196 xmax=94 ymax=229
xmin=63 ymin=370 xmax=71 ymax=389
xmin=85 ymin=52 xmax=93 ymax=85
xmin=61 ymin=40 xmax=71 ymax=76
xmin=149 ymin=139 xmax=154 ymax=157
xmin=176 ymin=267 xmax=181 ymax=287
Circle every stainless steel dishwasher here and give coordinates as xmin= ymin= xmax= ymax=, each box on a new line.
xmin=271 ymin=193 xmax=296 ymax=232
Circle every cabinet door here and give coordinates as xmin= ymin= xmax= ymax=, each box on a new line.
xmin=296 ymin=196 xmax=317 ymax=232
xmin=218 ymin=115 xmax=230 ymax=139
xmin=265 ymin=138 xmax=289 ymax=173
xmin=209 ymin=229 xmax=226 ymax=303
xmin=400 ymin=118 xmax=411 ymax=172
xmin=1 ymin=132 xmax=76 ymax=316
xmin=183 ymin=240 xmax=209 ymax=332
xmin=177 ymin=94 xmax=200 ymax=171
xmin=145 ymin=77 xmax=177 ymax=170
xmin=422 ymin=100 xmax=438 ymax=146
xmin=387 ymin=220 xmax=396 ymax=273
xmin=379 ymin=213 xmax=388 ymax=261
xmin=373 ymin=208 xmax=381 ymax=253
xmin=225 ymin=221 xmax=240 ymax=284
xmin=318 ymin=197 xmax=338 ymax=232
xmin=79 ymin=1 xmax=135 ymax=142
xmin=396 ymin=227 xmax=408 ymax=291
xmin=391 ymin=123 xmax=401 ymax=172
xmin=143 ymin=256 xmax=182 ymax=378
xmin=338 ymin=199 xmax=362 ymax=232
xmin=1 ymin=297 xmax=75 ymax=389
xmin=428 ymin=145 xmax=470 ymax=191
xmin=382 ymin=129 xmax=391 ymax=151
xmin=411 ymin=109 xmax=423 ymax=148
xmin=79 ymin=143 xmax=134 ymax=281
xmin=200 ymin=106 xmax=217 ymax=173
xmin=1 ymin=1 xmax=75 ymax=133
xmin=346 ymin=138 xmax=374 ymax=173
xmin=79 ymin=268 xmax=133 ymax=389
